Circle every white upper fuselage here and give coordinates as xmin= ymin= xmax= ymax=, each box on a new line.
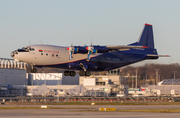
xmin=11 ymin=45 xmax=99 ymax=66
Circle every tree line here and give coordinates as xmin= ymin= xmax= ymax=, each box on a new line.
xmin=121 ymin=63 xmax=180 ymax=87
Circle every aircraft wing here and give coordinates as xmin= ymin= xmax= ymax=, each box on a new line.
xmin=71 ymin=45 xmax=149 ymax=54
xmin=106 ymin=45 xmax=148 ymax=50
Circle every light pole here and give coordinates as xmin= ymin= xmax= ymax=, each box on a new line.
xmin=155 ymin=69 xmax=159 ymax=85
xmin=172 ymin=71 xmax=177 ymax=90
xmin=132 ymin=75 xmax=134 ymax=88
xmin=145 ymin=74 xmax=147 ymax=85
xmin=173 ymin=71 xmax=177 ymax=80
xmin=136 ymin=68 xmax=137 ymax=89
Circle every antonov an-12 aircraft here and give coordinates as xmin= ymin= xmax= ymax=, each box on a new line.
xmin=11 ymin=23 xmax=169 ymax=76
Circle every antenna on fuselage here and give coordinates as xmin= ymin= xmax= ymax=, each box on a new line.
xmin=71 ymin=38 xmax=73 ymax=47
xmin=40 ymin=39 xmax=43 ymax=45
xmin=91 ymin=37 xmax=94 ymax=45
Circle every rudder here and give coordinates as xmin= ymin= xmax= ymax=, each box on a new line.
xmin=129 ymin=23 xmax=155 ymax=48
xmin=138 ymin=23 xmax=154 ymax=48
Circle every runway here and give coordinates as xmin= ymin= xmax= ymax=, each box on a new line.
xmin=1 ymin=104 xmax=180 ymax=110
xmin=1 ymin=105 xmax=180 ymax=118
xmin=0 ymin=109 xmax=180 ymax=118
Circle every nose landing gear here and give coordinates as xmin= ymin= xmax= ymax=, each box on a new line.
xmin=31 ymin=64 xmax=37 ymax=73
xmin=31 ymin=68 xmax=37 ymax=73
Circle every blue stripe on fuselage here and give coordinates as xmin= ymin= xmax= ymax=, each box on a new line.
xmin=35 ymin=48 xmax=157 ymax=71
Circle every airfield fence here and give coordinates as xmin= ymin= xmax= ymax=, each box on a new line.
xmin=0 ymin=96 xmax=175 ymax=103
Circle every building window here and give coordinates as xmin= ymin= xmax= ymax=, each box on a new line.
xmin=46 ymin=53 xmax=48 ymax=56
xmin=41 ymin=53 xmax=43 ymax=55
xmin=52 ymin=54 xmax=54 ymax=57
xmin=56 ymin=54 xmax=58 ymax=57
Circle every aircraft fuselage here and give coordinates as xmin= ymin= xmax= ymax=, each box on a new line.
xmin=11 ymin=24 xmax=166 ymax=76
xmin=11 ymin=44 xmax=158 ymax=71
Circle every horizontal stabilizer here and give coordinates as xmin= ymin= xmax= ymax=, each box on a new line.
xmin=147 ymin=54 xmax=170 ymax=57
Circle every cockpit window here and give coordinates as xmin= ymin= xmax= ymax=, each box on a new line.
xmin=18 ymin=46 xmax=34 ymax=52
xmin=30 ymin=48 xmax=35 ymax=51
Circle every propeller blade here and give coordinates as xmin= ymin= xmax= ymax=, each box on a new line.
xmin=86 ymin=50 xmax=91 ymax=61
xmin=92 ymin=49 xmax=97 ymax=53
xmin=86 ymin=46 xmax=97 ymax=61
xmin=69 ymin=51 xmax=73 ymax=61
xmin=67 ymin=46 xmax=78 ymax=61
xmin=74 ymin=47 xmax=78 ymax=52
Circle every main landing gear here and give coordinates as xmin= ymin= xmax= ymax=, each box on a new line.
xmin=64 ymin=63 xmax=91 ymax=77
xmin=79 ymin=70 xmax=91 ymax=76
xmin=79 ymin=63 xmax=91 ymax=76
xmin=64 ymin=71 xmax=76 ymax=77
xmin=64 ymin=70 xmax=91 ymax=77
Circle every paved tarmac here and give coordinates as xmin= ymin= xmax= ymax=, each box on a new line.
xmin=0 ymin=105 xmax=180 ymax=118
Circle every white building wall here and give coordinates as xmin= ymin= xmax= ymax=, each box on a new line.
xmin=0 ymin=68 xmax=27 ymax=85
xmin=83 ymin=78 xmax=95 ymax=86
xmin=62 ymin=74 xmax=79 ymax=85
xmin=28 ymin=73 xmax=79 ymax=85
xmin=28 ymin=73 xmax=62 ymax=85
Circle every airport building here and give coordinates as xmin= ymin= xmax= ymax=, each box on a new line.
xmin=141 ymin=79 xmax=180 ymax=96
xmin=0 ymin=58 xmax=128 ymax=97
xmin=28 ymin=73 xmax=79 ymax=85
xmin=26 ymin=75 xmax=128 ymax=97
xmin=2 ymin=58 xmax=180 ymax=97
xmin=0 ymin=68 xmax=27 ymax=85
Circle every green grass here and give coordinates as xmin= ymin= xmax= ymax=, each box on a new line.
xmin=2 ymin=102 xmax=180 ymax=105
xmin=72 ymin=109 xmax=180 ymax=113
xmin=117 ymin=109 xmax=180 ymax=113
xmin=0 ymin=106 xmax=95 ymax=110
xmin=1 ymin=107 xmax=180 ymax=113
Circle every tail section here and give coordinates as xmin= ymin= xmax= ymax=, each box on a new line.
xmin=129 ymin=23 xmax=154 ymax=48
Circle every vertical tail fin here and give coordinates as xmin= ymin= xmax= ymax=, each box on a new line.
xmin=129 ymin=23 xmax=154 ymax=48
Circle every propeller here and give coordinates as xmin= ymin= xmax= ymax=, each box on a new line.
xmin=86 ymin=44 xmax=97 ymax=61
xmin=67 ymin=45 xmax=78 ymax=61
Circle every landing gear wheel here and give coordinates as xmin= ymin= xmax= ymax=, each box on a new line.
xmin=79 ymin=70 xmax=86 ymax=76
xmin=31 ymin=68 xmax=37 ymax=73
xmin=85 ymin=71 xmax=91 ymax=76
xmin=70 ymin=71 xmax=76 ymax=77
xmin=64 ymin=71 xmax=70 ymax=76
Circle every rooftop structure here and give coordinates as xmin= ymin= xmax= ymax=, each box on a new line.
xmin=0 ymin=58 xmax=27 ymax=70
xmin=161 ymin=79 xmax=180 ymax=85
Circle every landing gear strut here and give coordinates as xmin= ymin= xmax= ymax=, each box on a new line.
xmin=64 ymin=71 xmax=76 ymax=77
xmin=79 ymin=63 xmax=91 ymax=76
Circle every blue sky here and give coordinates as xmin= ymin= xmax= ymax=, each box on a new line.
xmin=0 ymin=0 xmax=179 ymax=65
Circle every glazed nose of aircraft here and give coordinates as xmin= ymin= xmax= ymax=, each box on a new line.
xmin=11 ymin=46 xmax=34 ymax=58
xmin=10 ymin=50 xmax=18 ymax=58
